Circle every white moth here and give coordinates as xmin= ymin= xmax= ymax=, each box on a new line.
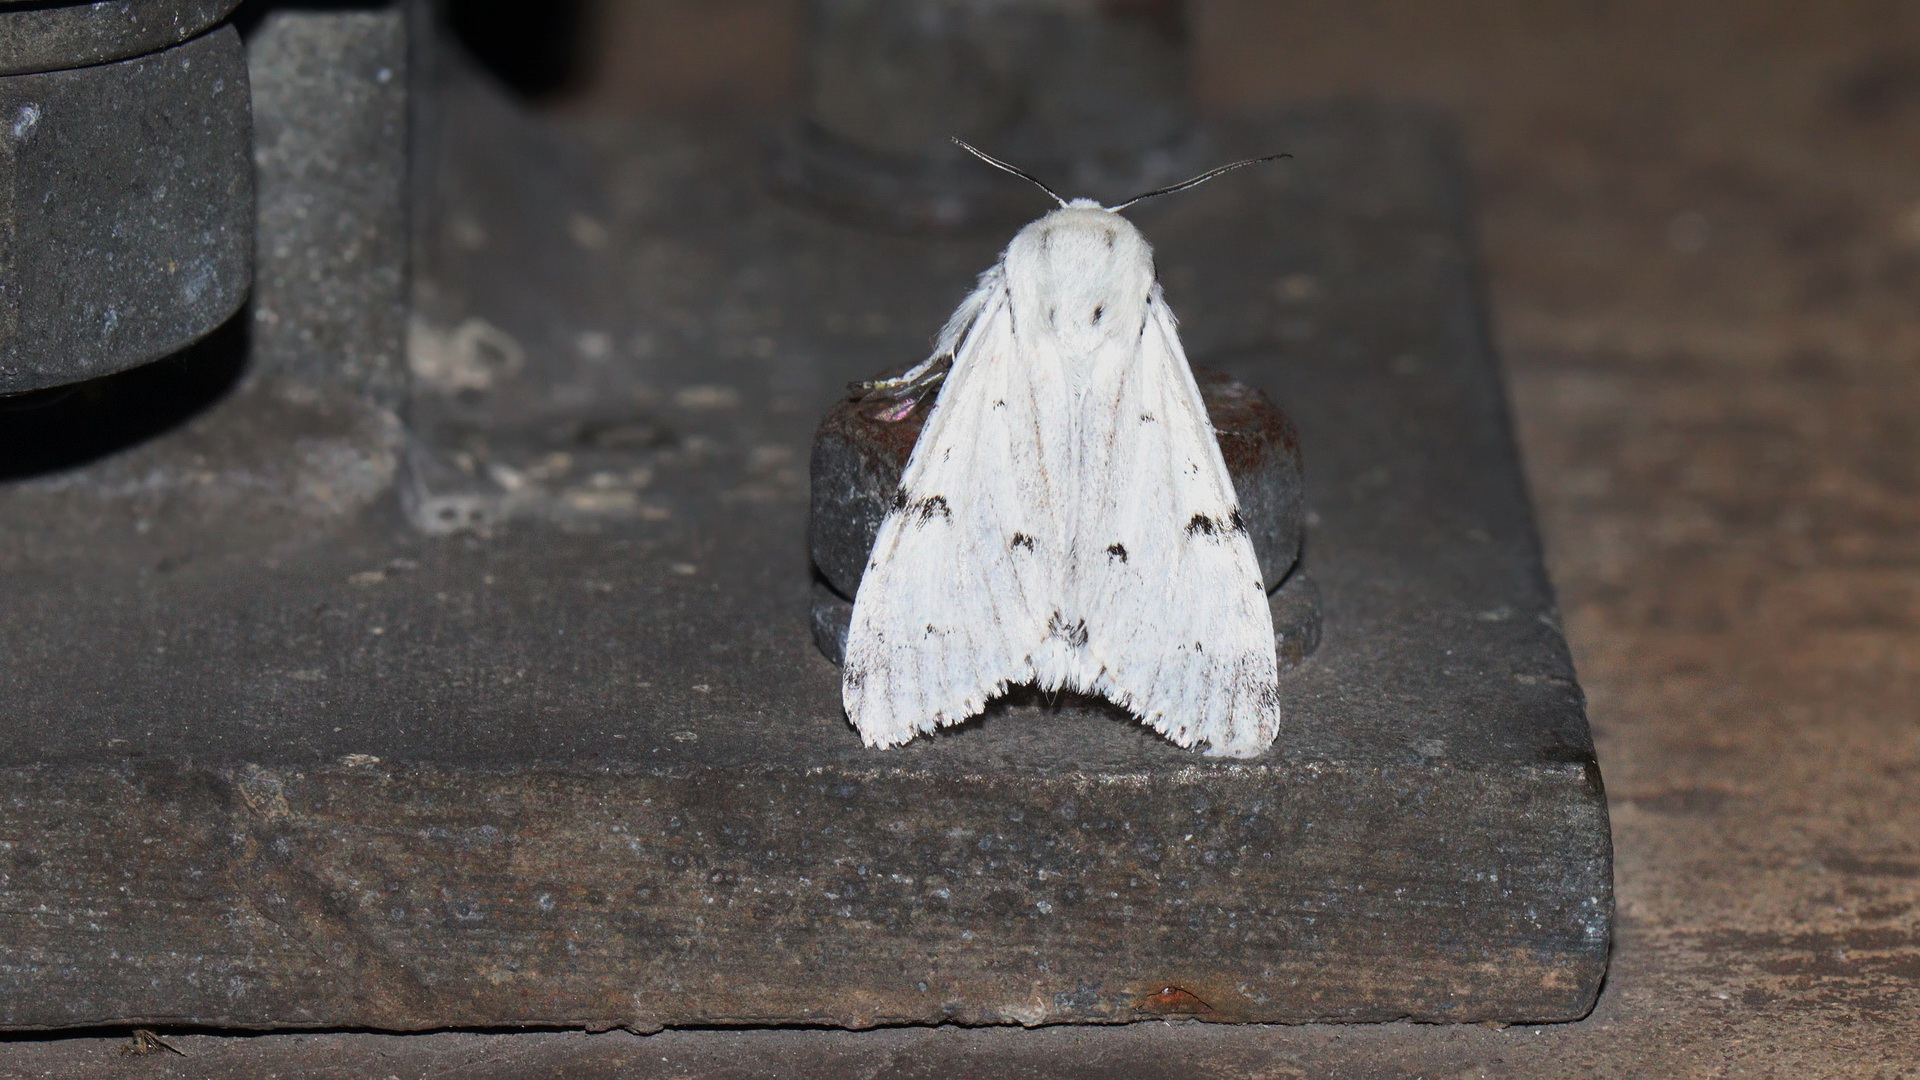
xmin=842 ymin=142 xmax=1290 ymax=758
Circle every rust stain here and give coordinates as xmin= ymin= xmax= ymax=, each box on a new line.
xmin=1139 ymin=984 xmax=1213 ymax=1013
xmin=826 ymin=362 xmax=1298 ymax=477
xmin=1193 ymin=364 xmax=1301 ymax=470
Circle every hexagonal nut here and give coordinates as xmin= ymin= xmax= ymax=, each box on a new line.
xmin=809 ymin=366 xmax=1304 ymax=600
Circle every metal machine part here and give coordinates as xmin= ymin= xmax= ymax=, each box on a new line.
xmin=0 ymin=99 xmax=1611 ymax=1024
xmin=775 ymin=0 xmax=1203 ymax=230
xmin=247 ymin=6 xmax=409 ymax=408
xmin=0 ymin=0 xmax=1608 ymax=1034
xmin=0 ymin=4 xmax=252 ymax=394
xmin=0 ymin=0 xmax=242 ymax=76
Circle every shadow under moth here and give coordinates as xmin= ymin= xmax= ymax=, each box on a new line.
xmin=843 ymin=141 xmax=1291 ymax=758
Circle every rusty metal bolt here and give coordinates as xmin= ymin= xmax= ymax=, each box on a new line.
xmin=808 ymin=365 xmax=1318 ymax=665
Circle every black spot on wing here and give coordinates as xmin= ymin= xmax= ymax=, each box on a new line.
xmin=1186 ymin=513 xmax=1219 ymax=537
xmin=889 ymin=487 xmax=909 ymax=512
xmin=1091 ymin=303 xmax=1105 ymax=324
xmin=994 ymin=400 xmax=1007 ymax=410
xmin=912 ymin=495 xmax=951 ymax=522
xmin=1106 ymin=542 xmax=1128 ymax=562
xmin=1010 ymin=533 xmax=1036 ymax=551
xmin=1227 ymin=508 xmax=1247 ymax=533
xmin=1140 ymin=413 xmax=1156 ymax=424
xmin=1047 ymin=610 xmax=1089 ymax=649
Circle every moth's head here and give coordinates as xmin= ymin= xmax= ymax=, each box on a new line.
xmin=949 ymin=138 xmax=1289 ymax=349
xmin=1007 ymin=204 xmax=1154 ymax=284
xmin=1004 ymin=206 xmax=1157 ymax=349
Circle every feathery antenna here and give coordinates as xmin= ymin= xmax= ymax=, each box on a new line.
xmin=951 ymin=138 xmax=1069 ymax=208
xmin=1104 ymin=153 xmax=1293 ymax=212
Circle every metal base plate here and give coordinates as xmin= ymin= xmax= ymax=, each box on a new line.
xmin=0 ymin=91 xmax=1608 ymax=1030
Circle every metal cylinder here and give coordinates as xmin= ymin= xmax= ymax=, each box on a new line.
xmin=0 ymin=0 xmax=242 ymax=77
xmin=776 ymin=0 xmax=1201 ymax=231
xmin=0 ymin=8 xmax=253 ymax=395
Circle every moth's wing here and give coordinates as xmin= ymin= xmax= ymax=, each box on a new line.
xmin=842 ymin=283 xmax=1066 ymax=747
xmin=1077 ymin=290 xmax=1281 ymax=757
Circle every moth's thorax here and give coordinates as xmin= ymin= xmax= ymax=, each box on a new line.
xmin=1004 ymin=206 xmax=1156 ymax=357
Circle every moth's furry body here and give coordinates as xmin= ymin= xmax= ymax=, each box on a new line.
xmin=842 ymin=199 xmax=1282 ymax=757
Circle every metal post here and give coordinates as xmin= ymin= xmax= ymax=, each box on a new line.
xmin=777 ymin=0 xmax=1200 ymax=231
